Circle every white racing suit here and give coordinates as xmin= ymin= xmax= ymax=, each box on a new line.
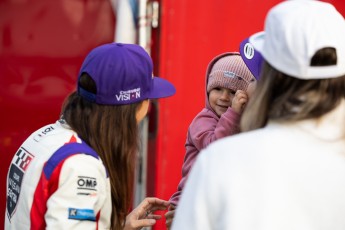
xmin=5 ymin=120 xmax=111 ymax=229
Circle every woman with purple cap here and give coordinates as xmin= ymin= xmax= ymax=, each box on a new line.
xmin=172 ymin=0 xmax=345 ymax=229
xmin=5 ymin=43 xmax=176 ymax=230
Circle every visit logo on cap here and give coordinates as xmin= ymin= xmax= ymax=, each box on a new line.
xmin=78 ymin=43 xmax=176 ymax=105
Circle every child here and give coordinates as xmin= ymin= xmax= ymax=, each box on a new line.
xmin=172 ymin=1 xmax=345 ymax=229
xmin=165 ymin=52 xmax=255 ymax=228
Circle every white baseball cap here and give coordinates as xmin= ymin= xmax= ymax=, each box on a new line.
xmin=249 ymin=0 xmax=345 ymax=79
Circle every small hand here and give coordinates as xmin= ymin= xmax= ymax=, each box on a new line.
xmin=165 ymin=204 xmax=176 ymax=230
xmin=124 ymin=197 xmax=170 ymax=230
xmin=231 ymin=90 xmax=249 ymax=114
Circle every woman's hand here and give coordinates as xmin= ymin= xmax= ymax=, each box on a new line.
xmin=124 ymin=197 xmax=170 ymax=230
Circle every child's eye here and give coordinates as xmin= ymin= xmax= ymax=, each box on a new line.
xmin=214 ymin=87 xmax=221 ymax=91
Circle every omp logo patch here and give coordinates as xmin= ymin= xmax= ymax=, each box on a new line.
xmin=68 ymin=208 xmax=96 ymax=221
xmin=77 ymin=176 xmax=97 ymax=194
xmin=7 ymin=147 xmax=34 ymax=219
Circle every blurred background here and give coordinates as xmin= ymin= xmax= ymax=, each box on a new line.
xmin=1 ymin=0 xmax=344 ymax=229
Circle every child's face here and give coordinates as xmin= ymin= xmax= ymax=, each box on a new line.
xmin=209 ymin=87 xmax=235 ymax=117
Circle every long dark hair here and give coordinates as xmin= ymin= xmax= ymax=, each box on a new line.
xmin=61 ymin=73 xmax=141 ymax=230
xmin=241 ymin=47 xmax=345 ymax=132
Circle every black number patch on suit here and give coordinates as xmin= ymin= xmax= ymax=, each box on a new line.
xmin=7 ymin=147 xmax=34 ymax=219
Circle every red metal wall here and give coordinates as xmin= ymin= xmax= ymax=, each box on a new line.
xmin=151 ymin=1 xmax=281 ymax=228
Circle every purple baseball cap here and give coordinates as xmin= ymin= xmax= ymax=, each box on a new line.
xmin=78 ymin=43 xmax=176 ymax=105
xmin=239 ymin=34 xmax=264 ymax=80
